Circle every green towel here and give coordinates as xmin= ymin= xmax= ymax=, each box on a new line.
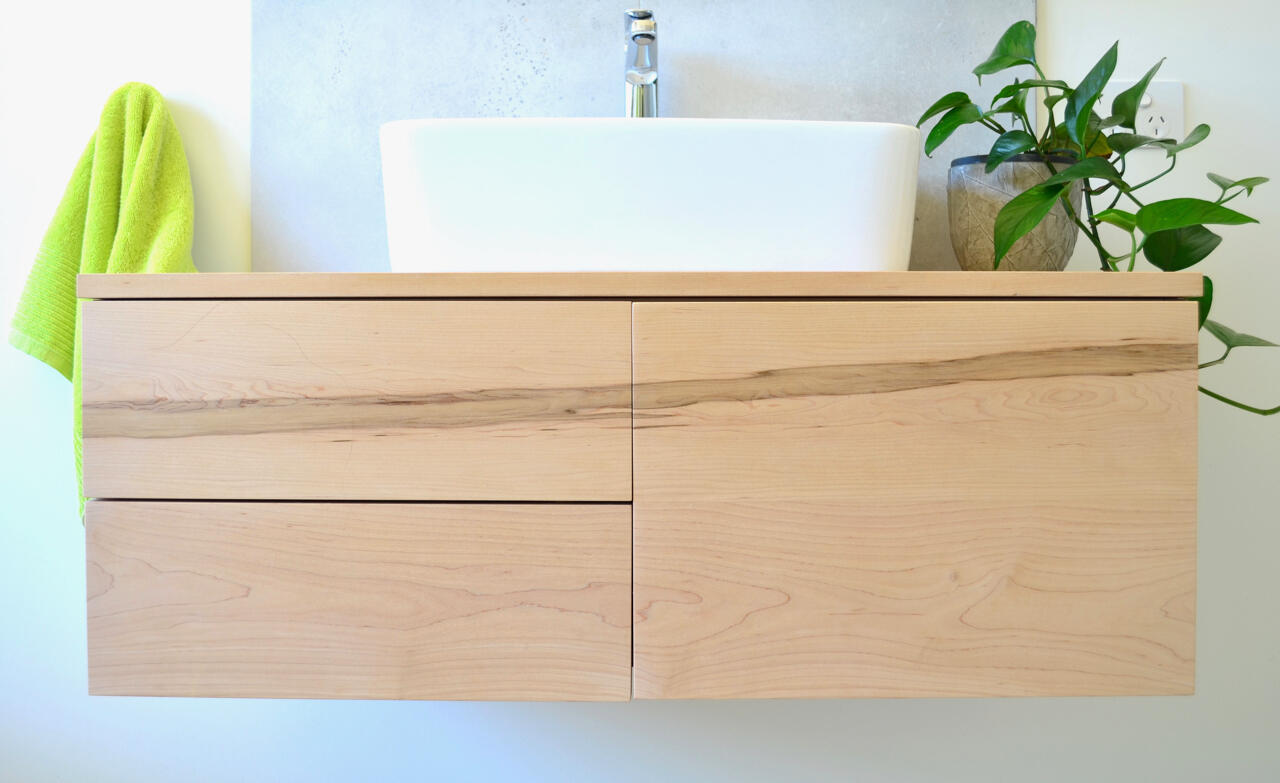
xmin=9 ymin=82 xmax=198 ymax=515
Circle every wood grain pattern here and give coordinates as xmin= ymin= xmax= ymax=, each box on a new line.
xmin=87 ymin=501 xmax=632 ymax=700
xmin=81 ymin=300 xmax=631 ymax=500
xmin=632 ymin=300 xmax=1198 ymax=698
xmin=76 ymin=271 xmax=1203 ymax=300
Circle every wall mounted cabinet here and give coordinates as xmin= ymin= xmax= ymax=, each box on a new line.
xmin=79 ymin=272 xmax=1199 ymax=700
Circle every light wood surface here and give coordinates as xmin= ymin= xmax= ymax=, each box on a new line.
xmin=77 ymin=271 xmax=1203 ymax=300
xmin=81 ymin=300 xmax=631 ymax=500
xmin=87 ymin=501 xmax=632 ymax=700
xmin=631 ymin=300 xmax=1198 ymax=698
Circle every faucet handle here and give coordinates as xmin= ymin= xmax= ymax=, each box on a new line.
xmin=627 ymin=10 xmax=656 ymax=38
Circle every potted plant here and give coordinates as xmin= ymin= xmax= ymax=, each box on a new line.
xmin=918 ymin=20 xmax=1276 ymax=415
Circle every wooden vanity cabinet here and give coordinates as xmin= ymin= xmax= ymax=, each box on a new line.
xmin=78 ymin=272 xmax=1200 ymax=701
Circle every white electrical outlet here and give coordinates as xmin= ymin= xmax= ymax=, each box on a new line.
xmin=1107 ymin=79 xmax=1184 ymax=144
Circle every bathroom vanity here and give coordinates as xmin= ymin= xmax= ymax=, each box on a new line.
xmin=78 ymin=271 xmax=1199 ymax=701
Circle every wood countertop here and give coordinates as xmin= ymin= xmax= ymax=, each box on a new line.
xmin=77 ymin=271 xmax=1202 ymax=300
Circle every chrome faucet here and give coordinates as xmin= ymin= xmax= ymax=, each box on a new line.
xmin=624 ymin=10 xmax=658 ymax=117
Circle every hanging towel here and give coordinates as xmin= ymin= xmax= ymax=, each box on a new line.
xmin=9 ymin=82 xmax=198 ymax=515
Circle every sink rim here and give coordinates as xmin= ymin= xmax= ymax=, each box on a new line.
xmin=381 ymin=116 xmax=921 ymax=134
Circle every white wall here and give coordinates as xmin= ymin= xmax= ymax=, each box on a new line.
xmin=2 ymin=2 xmax=1278 ymax=781
xmin=0 ymin=2 xmax=251 ymax=276
xmin=0 ymin=2 xmax=252 ymax=780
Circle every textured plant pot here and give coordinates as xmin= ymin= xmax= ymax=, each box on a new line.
xmin=948 ymin=154 xmax=1083 ymax=271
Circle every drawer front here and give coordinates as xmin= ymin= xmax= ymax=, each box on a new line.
xmin=81 ymin=300 xmax=631 ymax=500
xmin=632 ymin=300 xmax=1198 ymax=699
xmin=87 ymin=501 xmax=632 ymax=700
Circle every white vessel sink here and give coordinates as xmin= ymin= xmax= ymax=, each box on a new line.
xmin=380 ymin=118 xmax=919 ymax=272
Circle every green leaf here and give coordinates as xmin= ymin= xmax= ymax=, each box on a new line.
xmin=1198 ymin=276 xmax=1213 ymax=328
xmin=1110 ymin=58 xmax=1165 ymax=130
xmin=1197 ymin=387 xmax=1280 ymax=416
xmin=1205 ymin=172 xmax=1231 ymax=190
xmin=1044 ymin=123 xmax=1074 ymax=154
xmin=1043 ymin=120 xmax=1110 ymax=158
xmin=973 ymin=21 xmax=1038 ymax=79
xmin=1094 ymin=208 xmax=1138 ymax=232
xmin=984 ymin=130 xmax=1038 ymax=172
xmin=990 ymin=82 xmax=1026 ymax=104
xmin=1163 ymin=123 xmax=1210 ymax=156
xmin=1204 ymin=319 xmax=1278 ymax=349
xmin=1047 ymin=114 xmax=1112 ymax=158
xmin=989 ymin=87 xmax=1028 ymax=118
xmin=1043 ymin=93 xmax=1067 ymax=111
xmin=991 ymin=79 xmax=1069 ymax=102
xmin=1207 ymin=173 xmax=1270 ymax=195
xmin=1142 ymin=225 xmax=1222 ymax=271
xmin=1041 ymin=156 xmax=1127 ymax=189
xmin=1064 ymin=42 xmax=1118 ymax=146
xmin=1200 ymin=320 xmax=1280 ymax=411
xmin=1136 ymin=198 xmax=1258 ymax=234
xmin=993 ymin=184 xmax=1067 ymax=267
xmin=1107 ymin=132 xmax=1175 ymax=156
xmin=1083 ymin=113 xmax=1113 ymax=157
xmin=924 ymin=103 xmax=983 ymax=156
xmin=917 ymin=91 xmax=972 ymax=127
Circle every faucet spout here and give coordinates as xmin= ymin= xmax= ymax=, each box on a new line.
xmin=624 ymin=9 xmax=658 ymax=117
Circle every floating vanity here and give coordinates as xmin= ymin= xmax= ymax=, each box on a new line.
xmin=78 ymin=271 xmax=1200 ymax=701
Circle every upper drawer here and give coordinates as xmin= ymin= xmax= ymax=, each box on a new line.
xmin=81 ymin=300 xmax=632 ymax=500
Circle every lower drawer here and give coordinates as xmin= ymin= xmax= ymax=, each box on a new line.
xmin=86 ymin=501 xmax=632 ymax=701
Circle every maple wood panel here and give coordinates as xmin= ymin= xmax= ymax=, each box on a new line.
xmin=81 ymin=300 xmax=631 ymax=500
xmin=76 ymin=270 xmax=1203 ymax=300
xmin=632 ymin=300 xmax=1198 ymax=698
xmin=87 ymin=501 xmax=632 ymax=700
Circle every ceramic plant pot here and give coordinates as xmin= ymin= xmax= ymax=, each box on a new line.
xmin=948 ymin=154 xmax=1083 ymax=271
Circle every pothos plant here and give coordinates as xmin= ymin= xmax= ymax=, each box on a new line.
xmin=918 ymin=20 xmax=1276 ymax=415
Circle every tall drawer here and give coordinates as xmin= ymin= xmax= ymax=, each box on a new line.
xmin=632 ymin=300 xmax=1198 ymax=698
xmin=81 ymin=300 xmax=632 ymax=500
xmin=87 ymin=501 xmax=633 ymax=700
